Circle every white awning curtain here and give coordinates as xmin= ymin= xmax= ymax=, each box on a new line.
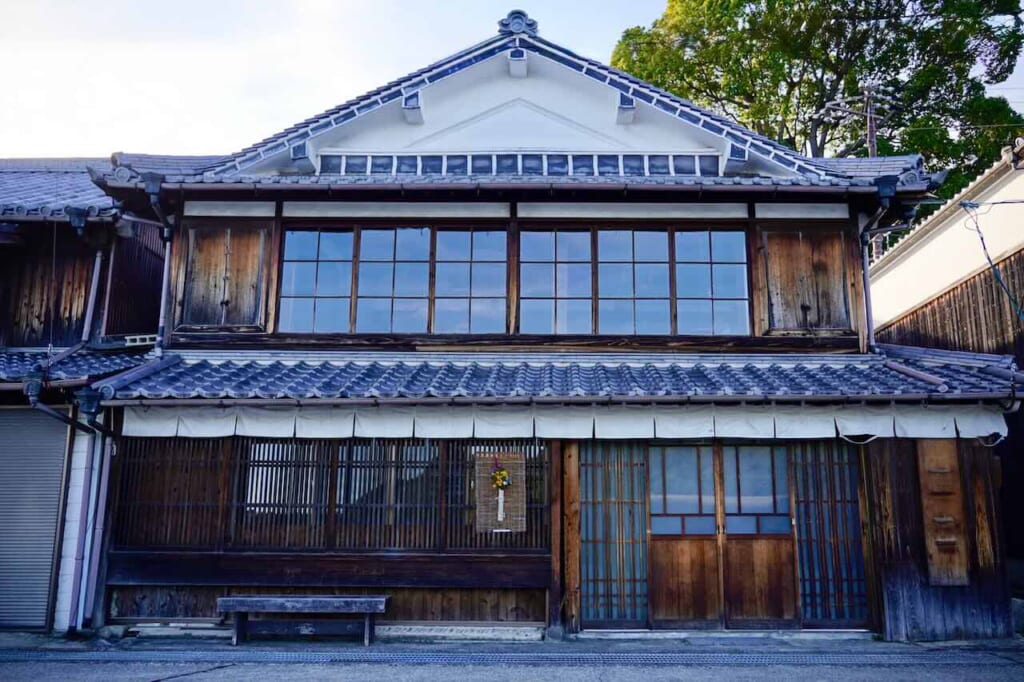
xmin=121 ymin=404 xmax=1010 ymax=440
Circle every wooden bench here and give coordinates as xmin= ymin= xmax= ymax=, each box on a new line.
xmin=217 ymin=595 xmax=389 ymax=646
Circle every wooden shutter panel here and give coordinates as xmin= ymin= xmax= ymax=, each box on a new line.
xmin=916 ymin=439 xmax=969 ymax=586
xmin=180 ymin=224 xmax=268 ymax=329
xmin=762 ymin=229 xmax=851 ymax=331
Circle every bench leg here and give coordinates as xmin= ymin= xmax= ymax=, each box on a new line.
xmin=232 ymin=612 xmax=248 ymax=646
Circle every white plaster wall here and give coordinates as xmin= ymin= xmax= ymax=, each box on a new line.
xmin=871 ymin=168 xmax=1024 ymax=327
xmin=52 ymin=420 xmax=93 ymax=632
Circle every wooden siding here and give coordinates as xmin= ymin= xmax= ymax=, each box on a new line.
xmin=103 ymin=225 xmax=163 ymax=336
xmin=166 ymin=212 xmax=865 ymax=351
xmin=760 ymin=226 xmax=852 ymax=332
xmin=109 ymin=586 xmax=545 ymax=622
xmin=861 ymin=439 xmax=1011 ymax=640
xmin=877 ymin=245 xmax=1024 ymax=559
xmin=0 ymin=225 xmax=96 ymax=347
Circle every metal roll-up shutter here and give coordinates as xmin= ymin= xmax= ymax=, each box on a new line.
xmin=0 ymin=409 xmax=69 ymax=628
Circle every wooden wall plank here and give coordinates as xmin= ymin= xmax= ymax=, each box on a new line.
xmin=916 ymin=440 xmax=969 ymax=586
xmin=562 ymin=441 xmax=581 ymax=633
xmin=761 ymin=227 xmax=852 ymax=332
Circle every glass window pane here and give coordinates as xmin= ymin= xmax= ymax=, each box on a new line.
xmin=700 ymin=449 xmax=715 ymax=513
xmin=318 ymin=232 xmax=352 ymax=260
xmin=446 ymin=155 xmax=467 ymax=174
xmin=597 ymin=154 xmax=620 ymax=176
xmin=435 ymin=263 xmax=470 ymax=296
xmin=281 ymin=262 xmax=316 ymax=296
xmin=711 ymin=231 xmax=747 ymax=262
xmin=726 ymin=516 xmax=757 ymax=534
xmin=557 ymin=263 xmax=591 ymax=297
xmin=712 ymin=264 xmax=748 ymax=298
xmin=634 ymin=231 xmax=668 ymax=261
xmin=557 ymin=299 xmax=592 ymax=334
xmin=713 ymin=300 xmax=750 ymax=335
xmin=519 ymin=299 xmax=554 ymax=334
xmin=434 ymin=299 xmax=469 ymax=333
xmin=699 ymin=155 xmax=719 ymax=176
xmin=436 ymin=231 xmax=471 ymax=260
xmin=278 ymin=297 xmax=314 ymax=332
xmin=472 ymin=155 xmax=493 ymax=174
xmin=557 ymin=232 xmax=591 ymax=261
xmin=723 ymin=448 xmax=738 ymax=514
xmin=677 ymin=299 xmax=713 ymax=334
xmin=345 ymin=155 xmax=367 ymax=174
xmin=396 ymin=155 xmax=418 ymax=174
xmin=664 ymin=447 xmax=699 ymax=513
xmin=471 ymin=298 xmax=506 ymax=333
xmin=360 ymin=230 xmax=394 ymax=260
xmin=774 ymin=449 xmax=789 ymax=512
xmin=395 ymin=228 xmax=430 ymax=260
xmin=316 ymin=261 xmax=351 ymax=296
xmin=760 ymin=515 xmax=791 ymax=534
xmin=650 ymin=516 xmax=682 ymax=535
xmin=675 ymin=231 xmax=710 ymax=262
xmin=648 ymin=155 xmax=670 ymax=175
xmin=676 ymin=264 xmax=711 ymax=298
xmin=320 ymin=155 xmax=342 ymax=174
xmin=635 ymin=264 xmax=669 ymax=297
xmin=284 ymin=231 xmax=318 ymax=260
xmin=547 ymin=155 xmax=568 ymax=175
xmin=598 ymin=299 xmax=633 ymax=334
xmin=685 ymin=516 xmax=717 ymax=536
xmin=521 ymin=232 xmax=554 ymax=261
xmin=371 ymin=155 xmax=393 ymax=174
xmin=738 ymin=447 xmax=775 ymax=513
xmin=598 ymin=264 xmax=633 ymax=297
xmin=357 ymin=263 xmax=393 ymax=296
xmin=635 ymin=299 xmax=670 ymax=334
xmin=520 ymin=263 xmax=554 ymax=297
xmin=598 ymin=231 xmax=632 ymax=261
xmin=421 ymin=155 xmax=442 ymax=173
xmin=649 ymin=448 xmax=664 ymax=514
xmin=496 ymin=154 xmax=518 ymax=173
xmin=571 ymin=155 xmax=594 ymax=176
xmin=355 ymin=298 xmax=391 ymax=332
xmin=313 ymin=298 xmax=350 ymax=333
xmin=393 ymin=299 xmax=428 ymax=333
xmin=471 ymin=263 xmax=506 ymax=296
xmin=394 ymin=262 xmax=429 ymax=297
xmin=673 ymin=155 xmax=696 ymax=175
xmin=473 ymin=231 xmax=507 ymax=261
xmin=523 ymin=154 xmax=544 ymax=175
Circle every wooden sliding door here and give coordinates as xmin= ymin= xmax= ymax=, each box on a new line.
xmin=648 ymin=443 xmax=799 ymax=629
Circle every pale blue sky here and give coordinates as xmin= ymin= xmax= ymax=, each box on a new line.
xmin=0 ymin=1 xmax=1020 ymax=159
xmin=0 ymin=1 xmax=665 ymax=157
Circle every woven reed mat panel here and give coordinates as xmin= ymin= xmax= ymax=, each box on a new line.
xmin=475 ymin=451 xmax=526 ymax=533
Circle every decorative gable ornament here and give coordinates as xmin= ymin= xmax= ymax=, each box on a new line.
xmin=498 ymin=9 xmax=538 ymax=36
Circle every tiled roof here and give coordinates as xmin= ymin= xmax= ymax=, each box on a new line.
xmin=0 ymin=348 xmax=149 ymax=385
xmin=94 ymin=346 xmax=1019 ymax=402
xmin=813 ymin=155 xmax=924 ymax=179
xmin=0 ymin=158 xmax=116 ymax=220
xmin=110 ymin=153 xmax=230 ymax=175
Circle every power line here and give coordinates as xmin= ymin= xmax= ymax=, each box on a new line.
xmin=901 ymin=123 xmax=1024 ymax=131
xmin=962 ymin=203 xmax=1024 ymax=323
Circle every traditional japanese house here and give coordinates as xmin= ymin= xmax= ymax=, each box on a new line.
xmin=873 ymin=144 xmax=1024 ymax=600
xmin=0 ymin=159 xmax=160 ymax=630
xmin=65 ymin=11 xmax=1020 ymax=641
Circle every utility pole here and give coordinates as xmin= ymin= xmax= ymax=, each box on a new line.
xmin=864 ymin=86 xmax=877 ymax=157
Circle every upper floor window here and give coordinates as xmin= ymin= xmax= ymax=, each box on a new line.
xmin=518 ymin=228 xmax=749 ymax=335
xmin=277 ymin=224 xmax=749 ymax=336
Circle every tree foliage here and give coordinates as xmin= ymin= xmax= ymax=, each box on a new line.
xmin=612 ymin=0 xmax=1024 ymax=194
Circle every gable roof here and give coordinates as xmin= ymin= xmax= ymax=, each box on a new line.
xmin=94 ymin=11 xmax=935 ymax=193
xmin=0 ymin=158 xmax=116 ymax=221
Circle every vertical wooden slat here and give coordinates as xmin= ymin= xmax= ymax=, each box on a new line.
xmin=563 ymin=441 xmax=581 ymax=632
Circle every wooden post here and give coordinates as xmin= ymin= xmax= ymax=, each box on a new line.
xmin=547 ymin=440 xmax=563 ymax=635
xmin=563 ymin=441 xmax=581 ymax=633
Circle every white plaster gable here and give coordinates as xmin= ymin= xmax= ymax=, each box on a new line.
xmin=307 ymin=53 xmax=722 ymax=156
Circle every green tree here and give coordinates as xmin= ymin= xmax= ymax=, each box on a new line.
xmin=612 ymin=0 xmax=1024 ymax=193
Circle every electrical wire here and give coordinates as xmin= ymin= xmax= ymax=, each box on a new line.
xmin=960 ymin=202 xmax=1024 ymax=323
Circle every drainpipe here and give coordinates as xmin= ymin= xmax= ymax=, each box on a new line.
xmin=24 ymin=374 xmax=93 ymax=436
xmin=63 ymin=424 xmax=97 ymax=633
xmin=141 ymin=173 xmax=174 ymax=358
xmin=81 ymin=249 xmax=103 ymax=344
xmin=861 ymin=175 xmax=902 ymax=353
xmin=82 ymin=416 xmax=113 ymax=628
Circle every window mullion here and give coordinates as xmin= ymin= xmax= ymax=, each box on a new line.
xmin=349 ymin=228 xmax=361 ymax=333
